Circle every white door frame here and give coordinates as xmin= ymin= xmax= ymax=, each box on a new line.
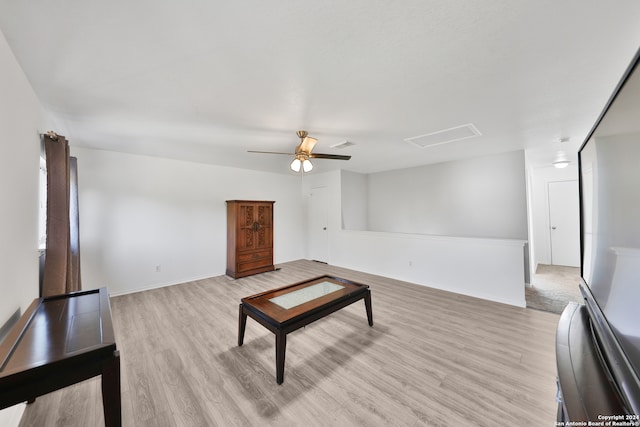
xmin=308 ymin=186 xmax=329 ymax=263
xmin=547 ymin=179 xmax=580 ymax=267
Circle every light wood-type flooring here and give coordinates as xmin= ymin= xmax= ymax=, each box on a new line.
xmin=19 ymin=259 xmax=560 ymax=426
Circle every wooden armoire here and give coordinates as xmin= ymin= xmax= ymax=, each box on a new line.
xmin=226 ymin=200 xmax=275 ymax=279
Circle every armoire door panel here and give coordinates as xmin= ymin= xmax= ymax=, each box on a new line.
xmin=239 ymin=229 xmax=254 ymax=251
xmin=257 ymin=205 xmax=272 ymax=226
xmin=240 ymin=205 xmax=255 ymax=227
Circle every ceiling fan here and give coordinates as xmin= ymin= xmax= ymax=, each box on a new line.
xmin=248 ymin=130 xmax=351 ymax=172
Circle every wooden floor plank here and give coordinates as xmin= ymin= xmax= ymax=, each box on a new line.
xmin=19 ymin=259 xmax=560 ymax=426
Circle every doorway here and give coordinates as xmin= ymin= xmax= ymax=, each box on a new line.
xmin=525 ymin=167 xmax=582 ymax=313
xmin=308 ymin=187 xmax=328 ymax=263
xmin=547 ymin=180 xmax=580 ymax=267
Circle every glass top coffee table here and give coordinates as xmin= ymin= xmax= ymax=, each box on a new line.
xmin=238 ymin=275 xmax=373 ymax=384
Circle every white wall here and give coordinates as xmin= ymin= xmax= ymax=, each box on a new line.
xmin=340 ymin=170 xmax=368 ymax=230
xmin=367 ymin=150 xmax=528 ymax=239
xmin=0 ymin=28 xmax=51 ymax=426
xmin=304 ymin=169 xmax=527 ymax=307
xmin=72 ymin=147 xmax=306 ymax=296
xmin=334 ymin=230 xmax=527 ymax=307
xmin=0 ymin=29 xmax=49 ymax=329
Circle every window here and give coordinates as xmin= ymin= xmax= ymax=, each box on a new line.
xmin=38 ymin=150 xmax=47 ymax=249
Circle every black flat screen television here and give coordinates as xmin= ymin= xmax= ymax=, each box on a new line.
xmin=577 ymin=46 xmax=640 ymax=417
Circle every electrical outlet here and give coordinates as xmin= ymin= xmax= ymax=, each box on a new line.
xmin=155 ymin=265 xmax=161 ymax=272
xmin=409 ymin=261 xmax=413 ymax=267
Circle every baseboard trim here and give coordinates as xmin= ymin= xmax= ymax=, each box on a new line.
xmin=108 ymin=273 xmax=222 ymax=297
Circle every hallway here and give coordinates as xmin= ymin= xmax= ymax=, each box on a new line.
xmin=526 ymin=264 xmax=582 ymax=314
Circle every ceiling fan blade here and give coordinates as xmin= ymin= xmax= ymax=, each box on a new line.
xmin=309 ymin=153 xmax=351 ymax=160
xmin=297 ymin=136 xmax=318 ymax=154
xmin=247 ymin=150 xmax=294 ymax=156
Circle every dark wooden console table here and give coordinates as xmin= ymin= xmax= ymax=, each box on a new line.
xmin=0 ymin=288 xmax=121 ymax=426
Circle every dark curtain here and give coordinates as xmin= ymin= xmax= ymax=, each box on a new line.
xmin=42 ymin=132 xmax=81 ymax=297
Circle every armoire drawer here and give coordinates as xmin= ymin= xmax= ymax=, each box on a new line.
xmin=238 ymin=250 xmax=272 ymax=263
xmin=238 ymin=259 xmax=272 ymax=273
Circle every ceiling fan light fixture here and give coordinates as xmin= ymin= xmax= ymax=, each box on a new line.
xmin=302 ymin=158 xmax=313 ymax=172
xmin=249 ymin=130 xmax=350 ymax=172
xmin=290 ymin=157 xmax=302 ymax=172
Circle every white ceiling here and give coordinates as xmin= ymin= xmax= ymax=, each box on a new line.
xmin=2 ymin=1 xmax=640 ymax=174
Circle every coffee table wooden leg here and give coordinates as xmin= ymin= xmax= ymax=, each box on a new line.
xmin=275 ymin=330 xmax=287 ymax=384
xmin=364 ymin=291 xmax=373 ymax=326
xmin=102 ymin=350 xmax=122 ymax=427
xmin=238 ymin=304 xmax=247 ymax=346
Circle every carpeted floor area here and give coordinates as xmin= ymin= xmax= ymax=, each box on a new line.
xmin=526 ymin=264 xmax=583 ymax=314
